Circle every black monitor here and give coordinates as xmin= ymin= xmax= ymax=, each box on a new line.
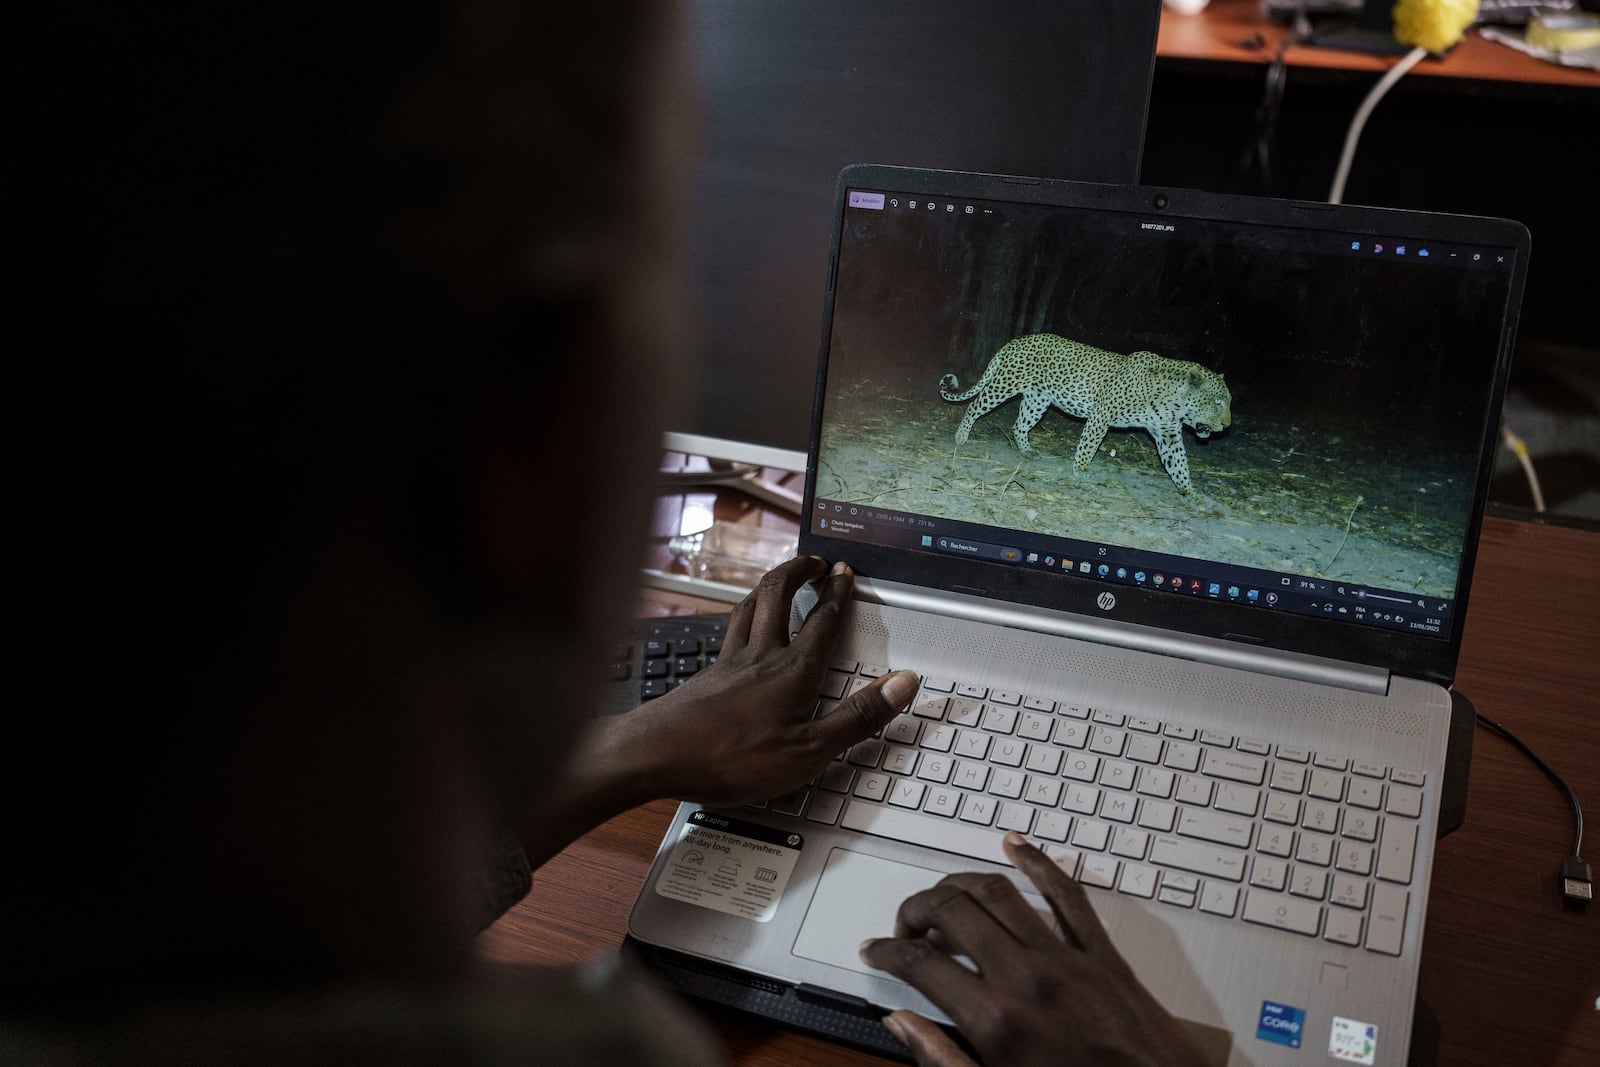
xmin=679 ymin=1 xmax=1163 ymax=457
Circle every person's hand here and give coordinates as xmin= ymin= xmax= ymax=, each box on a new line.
xmin=597 ymin=555 xmax=918 ymax=807
xmin=859 ymin=833 xmax=1210 ymax=1067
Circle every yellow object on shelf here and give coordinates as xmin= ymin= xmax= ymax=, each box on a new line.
xmin=1392 ymin=0 xmax=1479 ymax=54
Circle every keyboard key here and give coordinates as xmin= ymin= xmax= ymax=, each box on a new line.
xmin=1264 ymin=794 xmax=1301 ymax=825
xmin=1275 ymin=745 xmax=1310 ymax=763
xmin=1024 ymin=745 xmax=1063 ymax=775
xmin=1058 ymin=703 xmax=1091 ymax=720
xmin=911 ymin=696 xmax=948 ymax=720
xmin=1391 ymin=768 xmax=1426 ymax=787
xmin=954 ymin=730 xmax=991 ymax=760
xmin=769 ymin=789 xmax=809 ymax=817
xmin=1091 ymin=708 xmax=1126 ymax=727
xmin=1052 ymin=720 xmax=1090 ymax=749
xmin=852 ymin=772 xmax=890 ymax=802
xmin=947 ymin=698 xmax=984 ymax=726
xmin=956 ymin=683 xmax=988 ymax=699
xmin=959 ymin=794 xmax=998 ymax=826
xmin=1386 ymin=785 xmax=1423 ymax=818
xmin=1237 ymin=738 xmax=1272 ymax=756
xmin=982 ymin=705 xmax=1019 ymax=734
xmin=1324 ymin=908 xmax=1364 ymax=947
xmin=989 ymin=689 xmax=1022 ymax=707
xmin=920 ymin=724 xmax=957 ymax=753
xmin=1126 ymin=734 xmax=1164 ymax=764
xmin=1250 ymin=857 xmax=1288 ymax=891
xmin=841 ymin=801 xmax=1008 ymax=865
xmin=1175 ymin=775 xmax=1214 ymax=807
xmin=1201 ymin=749 xmax=1266 ymax=786
xmin=1347 ymin=779 xmax=1383 ymax=810
xmin=1163 ymin=722 xmax=1198 ymax=741
xmin=1313 ymin=753 xmax=1349 ymax=771
xmin=1089 ymin=728 xmax=1127 ymax=757
xmin=990 ymin=739 xmax=1026 ymax=767
xmin=1290 ymin=867 xmax=1328 ymax=900
xmin=951 ymin=761 xmax=990 ymax=791
xmin=1100 ymin=794 xmax=1136 ymax=824
xmin=1353 ymin=760 xmax=1387 ymax=779
xmin=1200 ymin=730 xmax=1234 ymax=748
xmin=1044 ymin=844 xmax=1082 ymax=877
xmin=1302 ymin=800 xmax=1339 ymax=834
xmin=1198 ymin=882 xmax=1240 ymax=917
xmin=1063 ymin=783 xmax=1100 ymax=814
xmin=819 ymin=763 xmax=855 ymax=793
xmin=996 ymin=802 xmax=1035 ymax=833
xmin=1117 ymin=863 xmax=1158 ymax=898
xmin=1062 ymin=753 xmax=1101 ymax=782
xmin=1165 ymin=741 xmax=1202 ymax=772
xmin=819 ymin=670 xmax=852 ymax=699
xmin=1377 ymin=819 xmax=1417 ymax=884
xmin=923 ymin=786 xmax=960 ymax=817
xmin=1071 ymin=818 xmax=1112 ymax=852
xmin=1257 ymin=825 xmax=1294 ymax=858
xmin=1023 ymin=695 xmax=1055 ymax=713
xmin=1242 ymin=890 xmax=1321 ymax=937
xmin=1335 ymin=840 xmax=1375 ymax=876
xmin=1079 ymin=854 xmax=1118 ymax=888
xmin=883 ymin=716 xmax=921 ymax=745
xmin=920 ymin=676 xmax=955 ymax=693
xmin=1295 ymin=834 xmax=1334 ymax=868
xmin=888 ymin=780 xmax=926 ymax=809
xmin=1308 ymin=769 xmax=1345 ymax=801
xmin=1035 ymin=811 xmax=1072 ymax=842
xmin=1149 ymin=835 xmax=1246 ymax=882
xmin=1216 ymin=784 xmax=1261 ymax=817
xmin=1136 ymin=766 xmax=1176 ymax=799
xmin=881 ymin=746 xmax=918 ymax=776
xmin=1024 ymin=777 xmax=1062 ymax=807
xmin=989 ymin=769 xmax=1025 ymax=799
xmin=1136 ymin=799 xmax=1177 ymax=833
xmin=1330 ymin=873 xmax=1368 ymax=910
xmin=1177 ymin=807 xmax=1254 ymax=849
xmin=1099 ymin=762 xmax=1136 ymax=792
xmin=1127 ymin=716 xmax=1161 ymax=734
xmin=1111 ymin=827 xmax=1150 ymax=860
xmin=1269 ymin=763 xmax=1307 ymax=794
xmin=1366 ymin=883 xmax=1408 ymax=955
xmin=1017 ymin=711 xmax=1054 ymax=741
xmin=807 ymin=792 xmax=845 ymax=824
xmin=916 ymin=755 xmax=954 ymax=784
xmin=847 ymin=739 xmax=885 ymax=767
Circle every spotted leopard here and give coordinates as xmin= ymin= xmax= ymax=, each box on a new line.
xmin=938 ymin=333 xmax=1232 ymax=499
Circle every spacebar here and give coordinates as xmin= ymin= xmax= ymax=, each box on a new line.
xmin=840 ymin=803 xmax=1013 ymax=867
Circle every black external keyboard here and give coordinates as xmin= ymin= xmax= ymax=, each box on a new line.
xmin=600 ymin=613 xmax=731 ymax=714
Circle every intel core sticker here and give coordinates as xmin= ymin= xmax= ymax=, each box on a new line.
xmin=1328 ymin=1016 xmax=1378 ymax=1065
xmin=653 ymin=811 xmax=801 ymax=923
xmin=1256 ymin=1000 xmax=1305 ymax=1049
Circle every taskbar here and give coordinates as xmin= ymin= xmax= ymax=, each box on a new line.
xmin=811 ymin=499 xmax=1450 ymax=638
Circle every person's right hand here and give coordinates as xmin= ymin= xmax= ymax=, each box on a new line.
xmin=859 ymin=832 xmax=1210 ymax=1067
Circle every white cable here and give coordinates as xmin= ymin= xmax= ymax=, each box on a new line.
xmin=1501 ymin=424 xmax=1547 ymax=513
xmin=1328 ymin=45 xmax=1428 ymax=205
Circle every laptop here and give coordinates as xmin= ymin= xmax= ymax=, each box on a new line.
xmin=627 ymin=165 xmax=1528 ymax=1065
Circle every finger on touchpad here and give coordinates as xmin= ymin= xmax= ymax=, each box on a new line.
xmin=792 ymin=847 xmax=1050 ymax=978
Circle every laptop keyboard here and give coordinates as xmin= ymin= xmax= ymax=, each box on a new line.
xmin=755 ymin=658 xmax=1425 ymax=957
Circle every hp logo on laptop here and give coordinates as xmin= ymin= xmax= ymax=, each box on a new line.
xmin=1096 ymin=592 xmax=1116 ymax=611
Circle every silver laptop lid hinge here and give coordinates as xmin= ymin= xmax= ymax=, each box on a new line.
xmin=850 ymin=577 xmax=1391 ymax=697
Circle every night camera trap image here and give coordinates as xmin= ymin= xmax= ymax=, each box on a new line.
xmin=813 ymin=194 xmax=1511 ymax=601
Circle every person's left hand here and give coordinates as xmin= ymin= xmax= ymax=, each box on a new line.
xmin=591 ymin=554 xmax=918 ymax=808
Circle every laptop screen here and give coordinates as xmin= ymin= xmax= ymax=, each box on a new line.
xmin=802 ymin=167 xmax=1527 ymax=684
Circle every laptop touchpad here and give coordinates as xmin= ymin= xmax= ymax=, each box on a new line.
xmin=792 ymin=847 xmax=1051 ymax=978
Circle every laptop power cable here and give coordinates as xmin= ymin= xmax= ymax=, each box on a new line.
xmin=1476 ymin=713 xmax=1590 ymax=905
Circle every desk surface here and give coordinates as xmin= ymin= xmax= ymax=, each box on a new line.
xmin=1158 ymin=0 xmax=1600 ymax=90
xmin=479 ymin=513 xmax=1599 ymax=1065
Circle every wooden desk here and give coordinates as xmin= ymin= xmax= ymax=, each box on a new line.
xmin=1157 ymin=0 xmax=1600 ymax=91
xmin=479 ymin=513 xmax=1599 ymax=1066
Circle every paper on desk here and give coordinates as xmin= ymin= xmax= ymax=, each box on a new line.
xmin=1480 ymin=25 xmax=1600 ymax=70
